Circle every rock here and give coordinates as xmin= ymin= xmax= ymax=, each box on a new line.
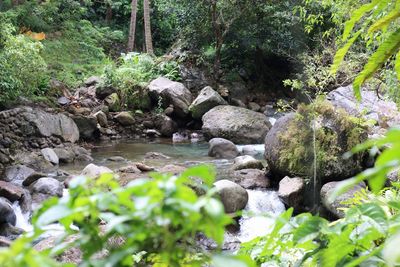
xmin=23 ymin=108 xmax=79 ymax=143
xmin=202 ymin=105 xmax=271 ymax=144
xmin=41 ymin=148 xmax=59 ymax=165
xmin=248 ymin=102 xmax=261 ymax=112
xmin=172 ymin=132 xmax=189 ymax=143
xmin=278 ymin=176 xmax=305 ymax=210
xmin=189 ymin=86 xmax=227 ymax=119
xmin=104 ymin=93 xmax=120 ymax=111
xmin=232 ymin=169 xmax=270 ymax=189
xmin=2 ymin=165 xmax=35 ymax=185
xmin=115 ymin=112 xmax=135 ymax=126
xmin=155 ymin=115 xmax=178 ymax=137
xmin=144 ymin=152 xmax=171 ymax=160
xmin=164 ymin=106 xmax=174 ymax=116
xmin=107 ymin=156 xmax=125 ymax=162
xmin=53 ymin=148 xmax=75 ymax=163
xmin=387 ymin=168 xmax=400 ymax=186
xmin=0 ymin=223 xmax=24 ymax=240
xmin=81 ymin=164 xmax=113 ymax=179
xmin=135 ymin=163 xmax=155 ymax=172
xmin=158 ymin=164 xmax=186 ymax=175
xmin=232 ymin=155 xmax=263 ymax=171
xmin=321 ymin=180 xmax=367 ymax=218
xmin=241 ymin=145 xmax=259 ymax=156
xmin=145 ymin=129 xmax=161 ymax=137
xmin=12 ymin=152 xmax=54 ymax=173
xmin=22 ymin=172 xmax=47 ymax=186
xmin=72 ymin=115 xmax=100 ymax=140
xmin=0 ymin=236 xmax=11 ymax=247
xmin=208 ymin=138 xmax=239 ymax=159
xmin=118 ymin=165 xmax=141 ymax=174
xmin=265 ymin=100 xmax=367 ymax=182
xmin=148 ymin=77 xmax=193 ymax=118
xmin=214 ymin=180 xmax=248 ymax=213
xmin=94 ymin=111 xmax=108 ymax=127
xmin=0 ymin=197 xmax=16 ymax=226
xmin=84 ymin=76 xmax=102 ymax=86
xmin=29 ymin=177 xmax=63 ymax=197
xmin=231 ymin=98 xmax=246 ymax=108
xmin=0 ymin=181 xmax=24 ymax=202
xmin=57 ymin=96 xmax=70 ymax=106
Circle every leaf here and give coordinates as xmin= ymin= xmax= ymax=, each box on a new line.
xmin=396 ymin=50 xmax=400 ymax=80
xmin=36 ymin=205 xmax=72 ymax=227
xmin=353 ymin=28 xmax=400 ymax=100
xmin=331 ymin=30 xmax=362 ymax=75
xmin=293 ymin=216 xmax=326 ymax=244
xmin=383 ymin=232 xmax=400 ymax=266
xmin=211 ymin=254 xmax=257 ymax=267
xmin=368 ymin=8 xmax=400 ymax=34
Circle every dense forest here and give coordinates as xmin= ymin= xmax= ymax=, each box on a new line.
xmin=0 ymin=0 xmax=400 ymax=266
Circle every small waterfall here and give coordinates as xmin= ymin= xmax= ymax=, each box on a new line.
xmin=12 ymin=202 xmax=33 ymax=232
xmin=238 ymin=190 xmax=285 ymax=242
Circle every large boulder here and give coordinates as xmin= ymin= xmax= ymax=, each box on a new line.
xmin=0 ymin=197 xmax=16 ymax=226
xmin=232 ymin=169 xmax=270 ymax=189
xmin=22 ymin=108 xmax=79 ymax=143
xmin=72 ymin=115 xmax=100 ymax=140
xmin=148 ymin=77 xmax=193 ymax=118
xmin=115 ymin=112 xmax=135 ymax=126
xmin=278 ymin=176 xmax=305 ymax=210
xmin=321 ymin=180 xmax=366 ymax=218
xmin=2 ymin=165 xmax=35 ymax=185
xmin=231 ymin=155 xmax=264 ymax=171
xmin=189 ymin=86 xmax=227 ymax=119
xmin=53 ymin=148 xmax=75 ymax=163
xmin=214 ymin=180 xmax=248 ymax=213
xmin=41 ymin=148 xmax=59 ymax=165
xmin=81 ymin=164 xmax=113 ymax=179
xmin=29 ymin=177 xmax=64 ymax=208
xmin=202 ymin=105 xmax=271 ymax=144
xmin=0 ymin=181 xmax=24 ymax=202
xmin=208 ymin=138 xmax=239 ymax=159
xmin=155 ymin=115 xmax=178 ymax=137
xmin=265 ymin=100 xmax=367 ymax=182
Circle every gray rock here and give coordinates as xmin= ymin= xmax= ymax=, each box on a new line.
xmin=72 ymin=115 xmax=100 ymax=140
xmin=321 ymin=180 xmax=367 ymax=218
xmin=0 ymin=197 xmax=16 ymax=226
xmin=202 ymin=105 xmax=271 ymax=144
xmin=84 ymin=76 xmax=102 ymax=86
xmin=144 ymin=152 xmax=171 ymax=160
xmin=0 ymin=236 xmax=11 ymax=247
xmin=2 ymin=165 xmax=35 ymax=185
xmin=208 ymin=138 xmax=239 ymax=159
xmin=148 ymin=77 xmax=193 ymax=118
xmin=53 ymin=148 xmax=75 ymax=163
xmin=248 ymin=102 xmax=261 ymax=112
xmin=22 ymin=172 xmax=47 ymax=186
xmin=241 ymin=145 xmax=259 ymax=156
xmin=0 ymin=181 xmax=24 ymax=202
xmin=115 ymin=112 xmax=135 ymax=126
xmin=81 ymin=164 xmax=113 ymax=179
xmin=232 ymin=155 xmax=263 ymax=171
xmin=155 ymin=115 xmax=178 ymax=137
xmin=214 ymin=180 xmax=248 ymax=213
xmin=278 ymin=176 xmax=305 ymax=210
xmin=104 ymin=93 xmax=120 ymax=111
xmin=57 ymin=96 xmax=70 ymax=106
xmin=107 ymin=156 xmax=125 ymax=162
xmin=29 ymin=177 xmax=63 ymax=197
xmin=94 ymin=111 xmax=108 ymax=127
xmin=189 ymin=86 xmax=227 ymax=119
xmin=232 ymin=169 xmax=270 ymax=189
xmin=41 ymin=148 xmax=59 ymax=165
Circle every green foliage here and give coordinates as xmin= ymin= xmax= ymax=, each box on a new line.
xmin=0 ymin=165 xmax=255 ymax=266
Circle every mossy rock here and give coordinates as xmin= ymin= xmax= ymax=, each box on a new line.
xmin=264 ymin=99 xmax=367 ymax=183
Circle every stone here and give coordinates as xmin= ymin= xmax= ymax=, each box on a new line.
xmin=158 ymin=164 xmax=186 ymax=175
xmin=155 ymin=115 xmax=178 ymax=137
xmin=118 ymin=165 xmax=142 ymax=174
xmin=81 ymin=164 xmax=113 ymax=179
xmin=22 ymin=172 xmax=47 ymax=186
xmin=84 ymin=76 xmax=102 ymax=86
xmin=214 ymin=180 xmax=248 ymax=213
xmin=104 ymin=93 xmax=120 ymax=111
xmin=0 ymin=223 xmax=24 ymax=240
xmin=148 ymin=77 xmax=193 ymax=118
xmin=144 ymin=152 xmax=171 ymax=160
xmin=248 ymin=102 xmax=261 ymax=112
xmin=321 ymin=180 xmax=367 ymax=218
xmin=53 ymin=148 xmax=75 ymax=163
xmin=0 ymin=181 xmax=24 ymax=202
xmin=0 ymin=197 xmax=16 ymax=226
xmin=135 ymin=163 xmax=155 ymax=172
xmin=29 ymin=177 xmax=64 ymax=197
xmin=72 ymin=115 xmax=100 ymax=140
xmin=189 ymin=86 xmax=227 ymax=119
xmin=241 ymin=145 xmax=259 ymax=156
xmin=41 ymin=148 xmax=59 ymax=165
xmin=232 ymin=169 xmax=270 ymax=189
xmin=2 ymin=165 xmax=35 ymax=185
xmin=0 ymin=236 xmax=11 ymax=247
xmin=115 ymin=112 xmax=135 ymax=126
xmin=107 ymin=156 xmax=125 ymax=162
xmin=94 ymin=111 xmax=108 ymax=127
xmin=202 ymin=105 xmax=271 ymax=144
xmin=57 ymin=96 xmax=70 ymax=106
xmin=278 ymin=176 xmax=305 ymax=210
xmin=232 ymin=155 xmax=264 ymax=171
xmin=208 ymin=138 xmax=239 ymax=159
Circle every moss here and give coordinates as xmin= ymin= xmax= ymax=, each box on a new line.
xmin=278 ymin=97 xmax=368 ymax=178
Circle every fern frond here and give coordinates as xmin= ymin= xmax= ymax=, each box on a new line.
xmin=396 ymin=50 xmax=400 ymax=80
xmin=342 ymin=0 xmax=380 ymax=41
xmin=353 ymin=28 xmax=400 ymax=100
xmin=331 ymin=30 xmax=362 ymax=75
xmin=368 ymin=9 xmax=400 ymax=34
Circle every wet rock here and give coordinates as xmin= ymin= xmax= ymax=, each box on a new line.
xmin=232 ymin=155 xmax=263 ymax=171
xmin=115 ymin=112 xmax=135 ymax=126
xmin=0 ymin=197 xmax=16 ymax=226
xmin=29 ymin=177 xmax=63 ymax=196
xmin=145 ymin=129 xmax=161 ymax=137
xmin=208 ymin=138 xmax=239 ymax=159
xmin=144 ymin=152 xmax=171 ymax=160
xmin=2 ymin=165 xmax=35 ymax=185
xmin=278 ymin=176 xmax=305 ymax=210
xmin=22 ymin=172 xmax=47 ymax=186
xmin=107 ymin=156 xmax=125 ymax=162
xmin=172 ymin=132 xmax=189 ymax=143
xmin=94 ymin=111 xmax=108 ymax=127
xmin=53 ymin=148 xmax=75 ymax=163
xmin=155 ymin=115 xmax=178 ymax=137
xmin=321 ymin=180 xmax=366 ymax=218
xmin=232 ymin=169 xmax=270 ymax=189
xmin=158 ymin=164 xmax=186 ymax=175
xmin=148 ymin=77 xmax=193 ymax=118
xmin=81 ymin=164 xmax=113 ymax=179
xmin=0 ymin=223 xmax=23 ymax=240
xmin=214 ymin=180 xmax=248 ymax=213
xmin=202 ymin=105 xmax=271 ymax=144
xmin=135 ymin=163 xmax=155 ymax=172
xmin=104 ymin=93 xmax=120 ymax=111
xmin=0 ymin=181 xmax=24 ymax=202
xmin=189 ymin=86 xmax=227 ymax=119
xmin=0 ymin=236 xmax=11 ymax=247
xmin=41 ymin=148 xmax=59 ymax=165
xmin=118 ymin=165 xmax=141 ymax=174
xmin=248 ymin=102 xmax=261 ymax=112
xmin=72 ymin=115 xmax=100 ymax=140
xmin=241 ymin=145 xmax=259 ymax=156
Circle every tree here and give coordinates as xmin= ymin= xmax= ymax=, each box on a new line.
xmin=143 ymin=0 xmax=154 ymax=54
xmin=127 ymin=0 xmax=138 ymax=52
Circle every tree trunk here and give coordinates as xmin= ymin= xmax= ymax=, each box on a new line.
xmin=211 ymin=0 xmax=222 ymax=83
xmin=105 ymin=3 xmax=113 ymax=23
xmin=143 ymin=0 xmax=154 ymax=55
xmin=127 ymin=0 xmax=138 ymax=52
xmin=11 ymin=0 xmax=19 ymax=6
